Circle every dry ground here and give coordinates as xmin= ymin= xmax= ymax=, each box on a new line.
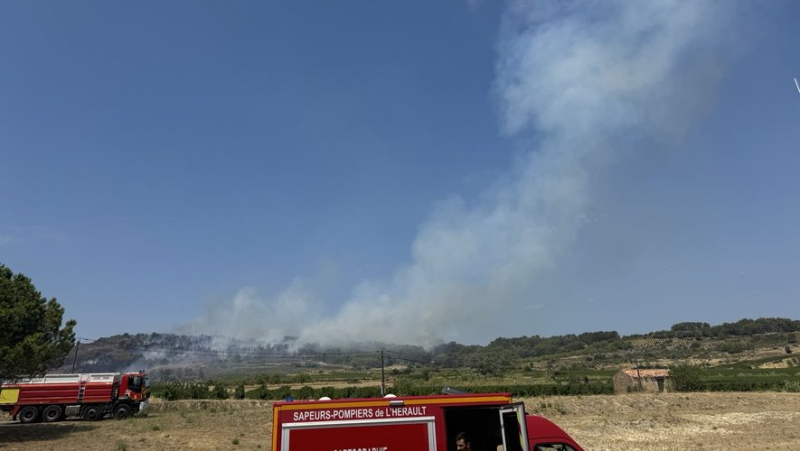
xmin=2 ymin=392 xmax=800 ymax=450
xmin=526 ymin=392 xmax=800 ymax=451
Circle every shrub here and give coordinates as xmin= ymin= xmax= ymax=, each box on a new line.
xmin=212 ymin=385 xmax=229 ymax=400
xmin=670 ymin=364 xmax=703 ymax=392
xmin=234 ymin=382 xmax=245 ymax=400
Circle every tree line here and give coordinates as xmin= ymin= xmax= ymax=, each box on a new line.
xmin=148 ymin=380 xmax=615 ymax=401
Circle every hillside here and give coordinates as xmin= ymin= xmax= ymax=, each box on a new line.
xmin=61 ymin=317 xmax=800 ymax=382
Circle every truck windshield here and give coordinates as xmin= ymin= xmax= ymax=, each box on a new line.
xmin=128 ymin=376 xmax=142 ymax=391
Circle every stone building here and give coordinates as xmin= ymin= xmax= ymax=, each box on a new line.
xmin=613 ymin=368 xmax=671 ymax=393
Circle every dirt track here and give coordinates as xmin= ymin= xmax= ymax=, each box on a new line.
xmin=2 ymin=392 xmax=799 ymax=450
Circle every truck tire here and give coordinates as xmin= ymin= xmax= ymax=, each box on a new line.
xmin=42 ymin=405 xmax=63 ymax=422
xmin=113 ymin=404 xmax=132 ymax=420
xmin=81 ymin=405 xmax=103 ymax=421
xmin=18 ymin=406 xmax=39 ymax=424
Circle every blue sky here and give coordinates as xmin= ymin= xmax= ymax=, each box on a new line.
xmin=1 ymin=1 xmax=799 ymax=346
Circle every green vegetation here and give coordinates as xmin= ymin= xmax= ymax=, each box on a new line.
xmin=154 ymin=382 xmax=216 ymax=400
xmin=660 ymin=318 xmax=800 ymax=338
xmin=670 ymin=364 xmax=703 ymax=392
xmin=0 ymin=262 xmax=76 ymax=379
xmin=234 ymin=382 xmax=245 ymax=399
xmin=149 ymin=379 xmax=614 ymax=401
xmin=693 ymin=366 xmax=800 ymax=392
xmin=211 ymin=384 xmax=229 ymax=399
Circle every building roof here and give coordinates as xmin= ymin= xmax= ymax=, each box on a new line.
xmin=621 ymin=369 xmax=671 ymax=378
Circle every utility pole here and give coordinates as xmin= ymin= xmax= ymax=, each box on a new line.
xmin=71 ymin=340 xmax=81 ymax=373
xmin=380 ymin=349 xmax=386 ymax=396
xmin=635 ymin=360 xmax=643 ymax=390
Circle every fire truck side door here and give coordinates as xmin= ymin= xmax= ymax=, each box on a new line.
xmin=499 ymin=403 xmax=530 ymax=451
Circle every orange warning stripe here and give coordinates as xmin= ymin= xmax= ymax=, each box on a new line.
xmin=274 ymin=394 xmax=511 ymax=413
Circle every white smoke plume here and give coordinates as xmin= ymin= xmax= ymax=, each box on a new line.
xmin=187 ymin=0 xmax=736 ymax=347
xmin=183 ymin=279 xmax=324 ymax=343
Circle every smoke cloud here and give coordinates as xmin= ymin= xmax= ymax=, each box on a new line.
xmin=187 ymin=0 xmax=736 ymax=347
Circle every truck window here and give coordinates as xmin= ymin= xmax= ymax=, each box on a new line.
xmin=534 ymin=444 xmax=575 ymax=451
xmin=128 ymin=376 xmax=142 ymax=391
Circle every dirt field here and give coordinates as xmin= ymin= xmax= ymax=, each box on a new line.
xmin=2 ymin=392 xmax=799 ymax=450
xmin=528 ymin=392 xmax=800 ymax=450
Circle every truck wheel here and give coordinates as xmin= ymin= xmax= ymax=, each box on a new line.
xmin=113 ymin=404 xmax=132 ymax=420
xmin=18 ymin=406 xmax=39 ymax=424
xmin=82 ymin=405 xmax=103 ymax=421
xmin=43 ymin=405 xmax=63 ymax=422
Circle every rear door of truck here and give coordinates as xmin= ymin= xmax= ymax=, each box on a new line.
xmin=499 ymin=403 xmax=530 ymax=451
xmin=280 ymin=416 xmax=437 ymax=451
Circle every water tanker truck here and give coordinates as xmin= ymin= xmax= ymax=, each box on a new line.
xmin=0 ymin=371 xmax=150 ymax=423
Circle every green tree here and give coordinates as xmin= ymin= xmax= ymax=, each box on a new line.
xmin=234 ymin=382 xmax=245 ymax=399
xmin=670 ymin=364 xmax=704 ymax=392
xmin=0 ymin=263 xmax=76 ymax=379
xmin=212 ymin=384 xmax=229 ymax=399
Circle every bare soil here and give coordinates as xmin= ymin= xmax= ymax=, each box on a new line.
xmin=526 ymin=392 xmax=800 ymax=450
xmin=2 ymin=392 xmax=799 ymax=450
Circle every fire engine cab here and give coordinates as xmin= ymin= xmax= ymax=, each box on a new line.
xmin=271 ymin=392 xmax=583 ymax=451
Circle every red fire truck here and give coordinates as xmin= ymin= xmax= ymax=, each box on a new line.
xmin=0 ymin=371 xmax=150 ymax=423
xmin=271 ymin=392 xmax=583 ymax=451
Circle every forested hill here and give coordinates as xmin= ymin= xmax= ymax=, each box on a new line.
xmin=62 ymin=317 xmax=800 ymax=378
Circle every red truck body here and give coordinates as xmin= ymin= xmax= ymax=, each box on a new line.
xmin=0 ymin=371 xmax=150 ymax=423
xmin=271 ymin=393 xmax=583 ymax=451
